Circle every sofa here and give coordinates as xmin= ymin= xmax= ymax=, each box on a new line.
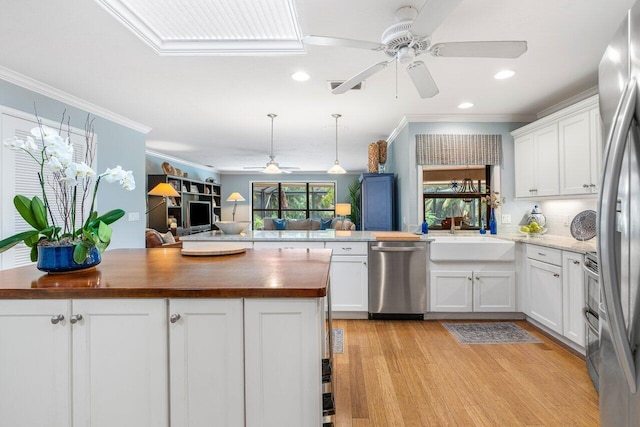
xmin=261 ymin=218 xmax=356 ymax=231
xmin=145 ymin=229 xmax=182 ymax=248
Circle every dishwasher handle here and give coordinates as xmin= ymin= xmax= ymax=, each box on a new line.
xmin=370 ymin=246 xmax=425 ymax=252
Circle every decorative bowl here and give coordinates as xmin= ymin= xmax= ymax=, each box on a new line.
xmin=519 ymin=227 xmax=547 ymax=237
xmin=214 ymin=221 xmax=249 ymax=234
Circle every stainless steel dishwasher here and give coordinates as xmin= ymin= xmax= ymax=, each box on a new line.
xmin=368 ymin=240 xmax=428 ymax=320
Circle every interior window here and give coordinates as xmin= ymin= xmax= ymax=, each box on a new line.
xmin=423 ymin=166 xmax=491 ymax=230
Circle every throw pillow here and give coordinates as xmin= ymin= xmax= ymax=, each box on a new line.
xmin=288 ymin=219 xmax=310 ymax=230
xmin=160 ymin=231 xmax=176 ymax=244
xmin=320 ymin=218 xmax=332 ymax=230
xmin=273 ymin=218 xmax=286 ymax=230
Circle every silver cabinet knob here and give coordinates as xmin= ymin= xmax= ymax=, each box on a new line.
xmin=553 ymin=273 xmax=560 ymax=278
xmin=70 ymin=314 xmax=83 ymax=324
xmin=170 ymin=313 xmax=181 ymax=323
xmin=467 ymin=277 xmax=472 ymax=281
xmin=573 ymin=260 xmax=580 ymax=265
xmin=50 ymin=314 xmax=64 ymax=325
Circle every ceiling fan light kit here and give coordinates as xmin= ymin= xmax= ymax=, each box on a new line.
xmin=328 ymin=113 xmax=347 ymax=174
xmin=302 ymin=0 xmax=527 ymax=98
xmin=244 ymin=113 xmax=298 ymax=174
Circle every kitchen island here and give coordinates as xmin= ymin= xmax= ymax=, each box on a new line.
xmin=0 ymin=248 xmax=332 ymax=427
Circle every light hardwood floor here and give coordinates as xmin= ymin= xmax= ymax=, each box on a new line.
xmin=332 ymin=320 xmax=599 ymax=427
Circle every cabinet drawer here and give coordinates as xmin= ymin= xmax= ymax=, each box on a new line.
xmin=253 ymin=241 xmax=325 ymax=249
xmin=325 ymin=241 xmax=368 ymax=255
xmin=526 ymin=244 xmax=562 ymax=266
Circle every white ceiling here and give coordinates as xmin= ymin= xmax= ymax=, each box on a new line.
xmin=0 ymin=0 xmax=634 ymax=173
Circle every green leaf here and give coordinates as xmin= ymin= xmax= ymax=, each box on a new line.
xmin=73 ymin=244 xmax=88 ymax=264
xmin=82 ymin=230 xmax=99 ymax=246
xmin=13 ymin=196 xmax=39 ymax=229
xmin=83 ymin=211 xmax=99 ymax=230
xmin=96 ymin=240 xmax=108 ymax=253
xmin=93 ymin=209 xmax=125 ymax=226
xmin=30 ymin=245 xmax=38 ymax=262
xmin=97 ymin=221 xmax=112 ymax=243
xmin=0 ymin=230 xmax=39 ymax=253
xmin=24 ymin=233 xmax=41 ymax=247
xmin=30 ymin=196 xmax=48 ymax=230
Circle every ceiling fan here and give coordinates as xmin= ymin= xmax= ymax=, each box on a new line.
xmin=303 ymin=0 xmax=527 ymax=98
xmin=244 ymin=114 xmax=300 ymax=174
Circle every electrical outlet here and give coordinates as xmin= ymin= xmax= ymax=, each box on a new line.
xmin=128 ymin=212 xmax=140 ymax=222
xmin=501 ymin=214 xmax=511 ymax=224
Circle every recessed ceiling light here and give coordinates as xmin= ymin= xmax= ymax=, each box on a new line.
xmin=458 ymin=102 xmax=474 ymax=109
xmin=494 ymin=70 xmax=515 ymax=80
xmin=291 ymin=71 xmax=310 ymax=81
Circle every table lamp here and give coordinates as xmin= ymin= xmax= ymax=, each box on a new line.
xmin=146 ymin=183 xmax=180 ymax=214
xmin=226 ymin=192 xmax=246 ymax=221
xmin=335 ymin=203 xmax=351 ymax=219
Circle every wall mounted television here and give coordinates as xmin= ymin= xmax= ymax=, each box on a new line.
xmin=187 ymin=200 xmax=212 ymax=232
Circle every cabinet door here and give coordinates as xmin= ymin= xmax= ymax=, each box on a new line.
xmin=72 ymin=299 xmax=168 ymax=427
xmin=361 ymin=174 xmax=394 ymax=230
xmin=533 ymin=124 xmax=560 ymax=196
xmin=559 ymin=112 xmax=592 ymax=195
xmin=429 ymin=271 xmax=473 ymax=312
xmin=169 ymin=299 xmax=244 ymax=427
xmin=514 ymin=133 xmax=536 ymax=198
xmin=589 ymin=107 xmax=603 ymax=192
xmin=244 ymin=299 xmax=323 ymax=427
xmin=562 ymin=252 xmax=586 ymax=346
xmin=527 ymin=259 xmax=563 ymax=333
xmin=253 ymin=241 xmax=324 ymax=249
xmin=473 ymin=271 xmax=516 ymax=312
xmin=0 ymin=300 xmax=71 ymax=427
xmin=330 ymin=255 xmax=368 ymax=312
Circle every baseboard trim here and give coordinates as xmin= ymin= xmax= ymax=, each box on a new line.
xmin=424 ymin=312 xmax=526 ymax=320
xmin=525 ymin=316 xmax=586 ymax=357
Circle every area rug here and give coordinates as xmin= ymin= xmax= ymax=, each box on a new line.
xmin=442 ymin=322 xmax=542 ymax=345
xmin=332 ymin=328 xmax=344 ymax=354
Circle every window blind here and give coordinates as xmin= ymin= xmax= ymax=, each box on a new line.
xmin=416 ymin=134 xmax=502 ymax=166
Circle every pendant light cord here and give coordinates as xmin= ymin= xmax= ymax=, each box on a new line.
xmin=332 ymin=113 xmax=342 ymax=162
xmin=267 ymin=113 xmax=277 ymax=158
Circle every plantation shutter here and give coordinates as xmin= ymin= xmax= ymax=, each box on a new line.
xmin=416 ymin=134 xmax=502 ymax=166
xmin=0 ymin=112 xmax=95 ymax=269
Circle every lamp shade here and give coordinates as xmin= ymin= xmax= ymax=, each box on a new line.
xmin=335 ymin=203 xmax=351 ymax=216
xmin=147 ymin=183 xmax=180 ymax=197
xmin=226 ymin=192 xmax=246 ymax=202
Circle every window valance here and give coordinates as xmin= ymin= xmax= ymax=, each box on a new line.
xmin=416 ymin=134 xmax=502 ymax=166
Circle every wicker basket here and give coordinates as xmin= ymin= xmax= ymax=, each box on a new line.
xmin=377 ymin=140 xmax=387 ymax=165
xmin=368 ymin=143 xmax=379 ymax=173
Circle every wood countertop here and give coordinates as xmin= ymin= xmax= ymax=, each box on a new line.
xmin=0 ymin=248 xmax=331 ymax=299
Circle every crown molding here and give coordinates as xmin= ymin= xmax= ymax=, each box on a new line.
xmin=537 ymin=86 xmax=599 ymax=119
xmin=0 ymin=66 xmax=152 ymax=134
xmin=386 ymin=113 xmax=536 ymax=144
xmin=145 ymin=149 xmax=220 ymax=173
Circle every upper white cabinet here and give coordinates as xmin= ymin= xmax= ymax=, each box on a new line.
xmin=512 ymin=95 xmax=601 ymax=198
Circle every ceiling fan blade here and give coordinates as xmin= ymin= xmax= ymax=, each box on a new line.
xmin=303 ymin=35 xmax=385 ymax=51
xmin=410 ymin=0 xmax=463 ymax=38
xmin=332 ymin=61 xmax=390 ymax=94
xmin=431 ymin=41 xmax=528 ymax=58
xmin=406 ymin=61 xmax=439 ymax=98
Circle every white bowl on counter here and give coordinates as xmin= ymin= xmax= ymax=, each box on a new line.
xmin=214 ymin=221 xmax=250 ymax=234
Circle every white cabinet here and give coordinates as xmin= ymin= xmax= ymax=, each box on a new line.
xmin=0 ymin=300 xmax=71 ymax=427
xmin=326 ymin=241 xmax=368 ymax=312
xmin=169 ymin=299 xmax=245 ymax=427
xmin=244 ymin=299 xmax=323 ymax=427
xmin=526 ymin=258 xmax=563 ymax=334
xmin=558 ymin=107 xmax=603 ymax=195
xmin=514 ymin=124 xmax=560 ymax=198
xmin=512 ymin=95 xmax=600 ymax=198
xmin=71 ymin=299 xmax=168 ymax=427
xmin=253 ymin=241 xmax=324 ymax=249
xmin=430 ymin=270 xmax=515 ymax=312
xmin=0 ymin=299 xmax=168 ymax=427
xmin=562 ymin=252 xmax=586 ymax=346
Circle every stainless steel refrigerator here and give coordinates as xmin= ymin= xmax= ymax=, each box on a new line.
xmin=598 ymin=2 xmax=640 ymax=425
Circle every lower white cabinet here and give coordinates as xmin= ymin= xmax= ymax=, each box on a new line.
xmin=430 ymin=270 xmax=515 ymax=312
xmin=0 ymin=300 xmax=72 ymax=427
xmin=527 ymin=258 xmax=563 ymax=334
xmin=244 ymin=299 xmax=324 ymax=427
xmin=330 ymin=255 xmax=368 ymax=311
xmin=169 ymin=299 xmax=244 ymax=427
xmin=0 ymin=299 xmax=168 ymax=427
xmin=562 ymin=252 xmax=586 ymax=346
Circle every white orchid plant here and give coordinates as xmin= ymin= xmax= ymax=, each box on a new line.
xmin=0 ymin=113 xmax=135 ymax=264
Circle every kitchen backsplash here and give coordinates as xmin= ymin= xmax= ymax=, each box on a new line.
xmin=531 ymin=198 xmax=597 ymax=238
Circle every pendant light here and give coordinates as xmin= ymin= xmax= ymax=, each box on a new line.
xmin=263 ymin=113 xmax=283 ymax=174
xmin=328 ymin=113 xmax=347 ymax=174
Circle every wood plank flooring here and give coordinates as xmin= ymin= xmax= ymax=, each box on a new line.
xmin=332 ymin=320 xmax=599 ymax=427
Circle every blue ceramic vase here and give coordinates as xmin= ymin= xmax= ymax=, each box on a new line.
xmin=36 ymin=244 xmax=101 ymax=273
xmin=489 ymin=209 xmax=497 ymax=234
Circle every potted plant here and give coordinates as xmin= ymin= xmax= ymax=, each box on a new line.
xmin=0 ymin=113 xmax=135 ymax=272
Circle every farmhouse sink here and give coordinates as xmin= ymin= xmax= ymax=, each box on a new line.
xmin=430 ymin=236 xmax=515 ymax=261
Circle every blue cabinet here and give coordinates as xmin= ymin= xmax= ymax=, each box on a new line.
xmin=359 ymin=173 xmax=395 ymax=231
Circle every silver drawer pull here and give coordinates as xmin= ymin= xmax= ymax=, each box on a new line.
xmin=467 ymin=277 xmax=472 ymax=281
xmin=553 ymin=273 xmax=560 ymax=278
xmin=538 ymin=252 xmax=546 ymax=256
xmin=70 ymin=314 xmax=83 ymax=324
xmin=170 ymin=313 xmax=181 ymax=323
xmin=341 ymin=247 xmax=352 ymax=251
xmin=573 ymin=260 xmax=580 ymax=265
xmin=583 ymin=184 xmax=590 ymax=188
xmin=50 ymin=314 xmax=64 ymax=325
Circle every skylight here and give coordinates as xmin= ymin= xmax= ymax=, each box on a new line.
xmin=95 ymin=0 xmax=304 ymax=55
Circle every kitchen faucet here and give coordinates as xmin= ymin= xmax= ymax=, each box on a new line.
xmin=450 ymin=204 xmax=461 ymax=234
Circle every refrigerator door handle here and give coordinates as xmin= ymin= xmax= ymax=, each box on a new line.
xmin=598 ymin=77 xmax=638 ymax=393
